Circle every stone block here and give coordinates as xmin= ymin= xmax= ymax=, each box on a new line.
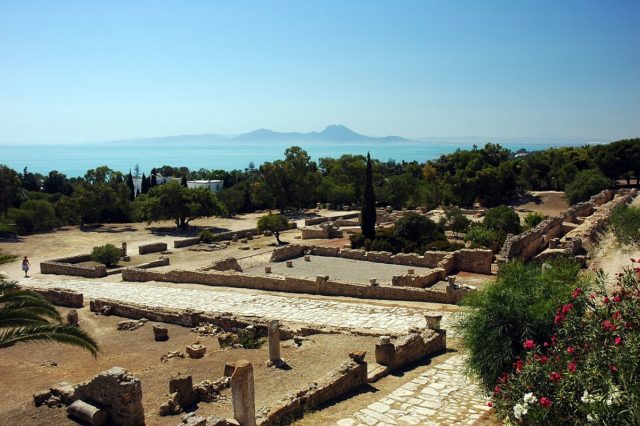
xmin=170 ymin=374 xmax=196 ymax=409
xmin=186 ymin=344 xmax=207 ymax=359
xmin=153 ymin=324 xmax=169 ymax=341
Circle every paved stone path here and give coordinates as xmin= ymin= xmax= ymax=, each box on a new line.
xmin=338 ymin=355 xmax=488 ymax=426
xmin=19 ymin=278 xmax=442 ymax=335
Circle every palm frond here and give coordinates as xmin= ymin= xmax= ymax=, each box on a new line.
xmin=0 ymin=324 xmax=99 ymax=357
xmin=0 ymin=306 xmax=54 ymax=327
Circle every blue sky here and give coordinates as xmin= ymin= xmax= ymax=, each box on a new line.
xmin=0 ymin=0 xmax=638 ymax=144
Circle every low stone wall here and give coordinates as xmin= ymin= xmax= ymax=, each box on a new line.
xmin=138 ymin=242 xmax=167 ymax=255
xmin=203 ymin=257 xmax=243 ymax=272
xmin=134 ymin=257 xmax=170 ymax=269
xmin=300 ymin=227 xmax=330 ymax=239
xmin=304 ymin=212 xmax=359 ymax=226
xmin=453 ymin=249 xmax=493 ymax=274
xmin=121 ymin=268 xmax=469 ymax=304
xmin=32 ymin=287 xmax=83 ymax=308
xmin=50 ymin=254 xmax=93 ymax=264
xmin=89 ymin=298 xmax=296 ymax=339
xmin=270 ymin=244 xmax=307 ymax=262
xmin=391 ymin=269 xmax=445 ymax=288
xmin=174 ymin=237 xmax=201 ymax=248
xmin=257 ymin=358 xmax=367 ymax=425
xmin=40 ymin=261 xmax=107 ymax=278
xmin=387 ymin=330 xmax=446 ymax=372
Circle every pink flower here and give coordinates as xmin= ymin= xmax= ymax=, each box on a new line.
xmin=567 ymin=346 xmax=575 ymax=355
xmin=562 ymin=303 xmax=574 ymax=314
xmin=604 ymin=297 xmax=610 ymax=304
xmin=493 ymin=386 xmax=502 ymax=395
xmin=523 ymin=339 xmax=535 ymax=350
xmin=487 ymin=401 xmax=493 ymax=407
xmin=609 ymin=364 xmax=618 ymax=374
xmin=613 ymin=311 xmax=622 ymax=320
xmin=572 ymin=288 xmax=582 ymax=299
xmin=540 ymin=397 xmax=552 ymax=408
xmin=615 ymin=336 xmax=623 ymax=345
xmin=514 ymin=359 xmax=524 ymax=373
xmin=614 ymin=295 xmax=622 ymax=303
xmin=603 ymin=320 xmax=617 ymax=332
xmin=543 ymin=342 xmax=549 ymax=347
xmin=567 ymin=361 xmax=577 ymax=373
xmin=549 ymin=371 xmax=562 ymax=382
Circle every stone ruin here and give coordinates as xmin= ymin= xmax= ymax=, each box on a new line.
xmin=34 ymin=367 xmax=145 ymax=426
xmin=300 ymin=221 xmax=344 ymax=239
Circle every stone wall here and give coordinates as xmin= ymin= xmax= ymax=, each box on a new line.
xmin=257 ymin=358 xmax=367 ymax=426
xmin=387 ymin=330 xmax=446 ymax=372
xmin=304 ymin=212 xmax=359 ymax=226
xmin=134 ymin=257 xmax=170 ymax=269
xmin=202 ymin=257 xmax=243 ymax=272
xmin=138 ymin=242 xmax=168 ymax=255
xmin=40 ymin=260 xmax=107 ymax=278
xmin=501 ymin=189 xmax=636 ymax=261
xmin=391 ymin=269 xmax=445 ymax=288
xmin=32 ymin=287 xmax=83 ymax=308
xmin=453 ymin=249 xmax=493 ymax=274
xmin=73 ymin=367 xmax=145 ymax=426
xmin=174 ymin=237 xmax=201 ymax=248
xmin=270 ymin=244 xmax=307 ymax=262
xmin=300 ymin=227 xmax=330 ymax=239
xmin=121 ymin=267 xmax=469 ymax=304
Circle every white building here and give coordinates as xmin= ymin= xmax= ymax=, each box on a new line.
xmin=132 ymin=174 xmax=223 ymax=196
xmin=187 ymin=180 xmax=224 ymax=192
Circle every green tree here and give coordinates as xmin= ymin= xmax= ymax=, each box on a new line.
xmin=484 ymin=205 xmax=522 ymax=235
xmin=0 ymin=166 xmax=21 ymax=216
xmin=565 ymin=168 xmax=611 ymax=205
xmin=42 ymin=170 xmax=73 ymax=196
xmin=0 ymin=280 xmax=98 ymax=356
xmin=134 ymin=181 xmax=225 ymax=228
xmin=610 ymin=204 xmax=640 ymax=249
xmin=456 ymin=260 xmax=582 ymax=391
xmin=181 ymin=175 xmax=188 ymax=187
xmin=361 ymin=153 xmax=376 ymax=239
xmin=257 ymin=213 xmax=289 ymax=245
xmin=125 ymin=171 xmax=135 ymax=201
xmin=394 ymin=213 xmax=443 ymax=244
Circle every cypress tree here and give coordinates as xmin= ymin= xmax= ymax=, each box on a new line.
xmin=141 ymin=173 xmax=148 ymax=194
xmin=126 ymin=170 xmax=135 ymax=200
xmin=361 ymin=152 xmax=376 ymax=239
xmin=181 ymin=175 xmax=188 ymax=187
xmin=150 ymin=173 xmax=157 ymax=187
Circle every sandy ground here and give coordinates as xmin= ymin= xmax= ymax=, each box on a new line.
xmin=0 ymin=307 xmax=379 ymax=426
xmin=513 ymin=191 xmax=569 ymax=218
xmin=246 ymin=255 xmax=435 ymax=284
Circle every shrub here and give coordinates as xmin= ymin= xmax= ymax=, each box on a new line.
xmin=199 ymin=229 xmax=216 ymax=243
xmin=350 ymin=233 xmax=366 ymax=249
xmin=610 ymin=204 xmax=640 ymax=249
xmin=91 ymin=244 xmax=121 ymax=267
xmin=464 ymin=225 xmax=500 ymax=249
xmin=456 ymin=259 xmax=582 ymax=392
xmin=565 ymin=169 xmax=611 ymax=205
xmin=484 ymin=205 xmax=522 ymax=235
xmin=524 ymin=212 xmax=546 ymax=230
xmin=395 ymin=213 xmax=443 ymax=244
xmin=489 ymin=265 xmax=640 ymax=425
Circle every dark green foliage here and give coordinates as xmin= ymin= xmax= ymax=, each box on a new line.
xmin=565 ymin=168 xmax=612 ymax=205
xmin=140 ymin=173 xmax=149 ymax=194
xmin=464 ymin=225 xmax=500 ymax=249
xmin=523 ymin=212 xmax=546 ymax=229
xmin=126 ymin=171 xmax=135 ymax=201
xmin=456 ymin=259 xmax=583 ymax=391
xmin=361 ymin=153 xmax=376 ymax=239
xmin=257 ymin=213 xmax=289 ymax=244
xmin=91 ymin=244 xmax=121 ymax=267
xmin=0 ymin=166 xmax=21 ymax=215
xmin=21 ymin=167 xmax=40 ymax=192
xmin=0 ymin=280 xmax=99 ymax=356
xmin=42 ymin=170 xmax=73 ymax=195
xmin=199 ymin=229 xmax=216 ymax=243
xmin=394 ymin=213 xmax=441 ymax=244
xmin=444 ymin=206 xmax=472 ymax=237
xmin=610 ymin=204 xmax=640 ymax=249
xmin=134 ymin=181 xmax=225 ymax=229
xmin=180 ymin=175 xmax=188 ymax=187
xmin=484 ymin=205 xmax=522 ymax=235
xmin=8 ymin=200 xmax=56 ymax=234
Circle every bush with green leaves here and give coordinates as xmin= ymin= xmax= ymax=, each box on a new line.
xmin=609 ymin=204 xmax=640 ymax=249
xmin=464 ymin=225 xmax=500 ymax=249
xmin=257 ymin=213 xmax=290 ymax=245
xmin=565 ymin=169 xmax=611 ymax=205
xmin=489 ymin=265 xmax=640 ymax=425
xmin=395 ymin=213 xmax=443 ymax=244
xmin=484 ymin=205 xmax=522 ymax=236
xmin=199 ymin=229 xmax=216 ymax=243
xmin=523 ymin=212 xmax=546 ymax=230
xmin=456 ymin=259 xmax=583 ymax=392
xmin=91 ymin=243 xmax=121 ymax=267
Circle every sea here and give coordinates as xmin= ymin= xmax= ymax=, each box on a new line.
xmin=1 ymin=139 xmax=591 ymax=178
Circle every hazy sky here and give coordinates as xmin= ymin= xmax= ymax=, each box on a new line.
xmin=1 ymin=0 xmax=638 ymax=144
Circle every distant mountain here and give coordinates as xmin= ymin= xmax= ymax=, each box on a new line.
xmin=233 ymin=124 xmax=412 ymax=143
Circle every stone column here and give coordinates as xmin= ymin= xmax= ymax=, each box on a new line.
xmin=121 ymin=242 xmax=128 ymax=257
xmin=67 ymin=400 xmax=108 ymax=426
xmin=268 ymin=320 xmax=281 ymax=362
xmin=67 ymin=309 xmax=79 ymax=326
xmin=231 ymin=360 xmax=256 ymax=426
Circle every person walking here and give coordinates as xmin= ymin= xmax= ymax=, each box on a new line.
xmin=21 ymin=256 xmax=30 ymax=277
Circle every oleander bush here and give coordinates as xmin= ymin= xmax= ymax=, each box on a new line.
xmin=610 ymin=204 xmax=640 ymax=249
xmin=488 ymin=262 xmax=640 ymax=425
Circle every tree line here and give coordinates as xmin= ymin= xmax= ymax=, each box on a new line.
xmin=0 ymin=138 xmax=637 ymax=235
